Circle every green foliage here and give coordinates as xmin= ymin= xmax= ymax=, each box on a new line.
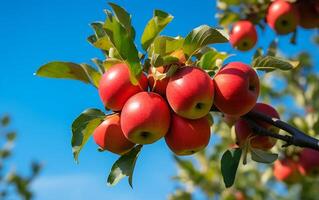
xmin=107 ymin=145 xmax=143 ymax=188
xmin=252 ymin=56 xmax=299 ymax=72
xmin=36 ymin=62 xmax=101 ymax=88
xmin=141 ymin=10 xmax=173 ymax=51
xmin=183 ymin=25 xmax=229 ymax=59
xmin=71 ymin=109 xmax=105 ymax=163
xmin=221 ymin=148 xmax=242 ymax=188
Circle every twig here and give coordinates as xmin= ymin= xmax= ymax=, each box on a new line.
xmin=210 ymin=107 xmax=319 ymax=151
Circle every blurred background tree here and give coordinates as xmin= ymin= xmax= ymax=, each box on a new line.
xmin=0 ymin=115 xmax=41 ymax=200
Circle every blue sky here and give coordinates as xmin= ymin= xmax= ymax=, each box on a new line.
xmin=0 ymin=0 xmax=318 ymax=199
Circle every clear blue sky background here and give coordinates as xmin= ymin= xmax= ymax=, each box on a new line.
xmin=0 ymin=0 xmax=318 ymax=199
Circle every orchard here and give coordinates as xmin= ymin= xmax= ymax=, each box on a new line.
xmin=35 ymin=0 xmax=319 ymax=199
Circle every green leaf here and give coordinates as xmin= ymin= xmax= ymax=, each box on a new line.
xmin=149 ymin=36 xmax=184 ymax=57
xmin=197 ymin=48 xmax=228 ymax=70
xmin=253 ymin=48 xmax=263 ymax=60
xmin=88 ymin=22 xmax=113 ymax=51
xmin=91 ymin=58 xmax=105 ymax=74
xmin=1 ymin=115 xmax=10 ymax=127
xmin=80 ymin=64 xmax=102 ymax=87
xmin=183 ymin=25 xmax=229 ymax=58
xmin=150 ymin=54 xmax=179 ymax=67
xmin=107 ymin=145 xmax=143 ymax=188
xmin=219 ymin=12 xmax=240 ymax=27
xmin=71 ymin=108 xmax=105 ymax=163
xmin=221 ymin=148 xmax=242 ymax=188
xmin=141 ymin=10 xmax=173 ymax=51
xmin=6 ymin=132 xmax=16 ymax=141
xmin=251 ymin=148 xmax=278 ymax=164
xmin=252 ymin=56 xmax=299 ymax=72
xmin=267 ymin=40 xmax=277 ymax=56
xmin=36 ymin=62 xmax=101 ymax=87
xmin=103 ymin=58 xmax=122 ymax=70
xmin=103 ymin=10 xmax=142 ymax=85
xmin=108 ymin=3 xmax=135 ymax=39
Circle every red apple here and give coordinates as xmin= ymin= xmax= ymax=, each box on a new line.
xmin=299 ymin=148 xmax=319 ymax=175
xmin=148 ymin=50 xmax=186 ymax=96
xmin=213 ymin=62 xmax=259 ymax=116
xmin=121 ymin=92 xmax=171 ymax=144
xmin=266 ymin=0 xmax=299 ymax=35
xmin=235 ymin=103 xmax=280 ymax=150
xmin=296 ymin=0 xmax=319 ymax=29
xmin=229 ymin=20 xmax=258 ymax=51
xmin=166 ymin=66 xmax=214 ymax=119
xmin=165 ymin=113 xmax=211 ymax=156
xmin=93 ymin=114 xmax=135 ymax=155
xmin=98 ymin=63 xmax=148 ymax=111
xmin=274 ymin=158 xmax=302 ymax=182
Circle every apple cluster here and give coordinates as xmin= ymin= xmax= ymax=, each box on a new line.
xmin=274 ymin=148 xmax=319 ymax=183
xmin=229 ymin=0 xmax=319 ymax=51
xmin=92 ymin=50 xmax=281 ymax=156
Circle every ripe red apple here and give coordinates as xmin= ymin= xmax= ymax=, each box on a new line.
xmin=296 ymin=0 xmax=319 ymax=29
xmin=120 ymin=92 xmax=171 ymax=144
xmin=165 ymin=113 xmax=211 ymax=156
xmin=148 ymin=50 xmax=186 ymax=96
xmin=229 ymin=20 xmax=258 ymax=51
xmin=235 ymin=103 xmax=280 ymax=150
xmin=213 ymin=62 xmax=259 ymax=116
xmin=299 ymin=148 xmax=319 ymax=175
xmin=274 ymin=158 xmax=302 ymax=183
xmin=166 ymin=66 xmax=214 ymax=119
xmin=266 ymin=0 xmax=299 ymax=35
xmin=93 ymin=114 xmax=135 ymax=155
xmin=98 ymin=63 xmax=148 ymax=111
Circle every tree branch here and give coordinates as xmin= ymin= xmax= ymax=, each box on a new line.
xmin=210 ymin=106 xmax=319 ymax=151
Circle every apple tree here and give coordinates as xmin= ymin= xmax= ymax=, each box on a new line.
xmin=35 ymin=1 xmax=319 ymax=199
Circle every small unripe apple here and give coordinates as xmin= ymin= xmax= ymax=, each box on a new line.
xmin=93 ymin=114 xmax=135 ymax=155
xmin=296 ymin=1 xmax=319 ymax=29
xmin=121 ymin=92 xmax=171 ymax=144
xmin=166 ymin=66 xmax=214 ymax=119
xmin=148 ymin=50 xmax=186 ymax=96
xmin=98 ymin=63 xmax=148 ymax=111
xmin=235 ymin=103 xmax=280 ymax=150
xmin=165 ymin=114 xmax=211 ymax=156
xmin=229 ymin=20 xmax=257 ymax=51
xmin=213 ymin=62 xmax=259 ymax=116
xmin=273 ymin=158 xmax=302 ymax=183
xmin=266 ymin=0 xmax=299 ymax=35
xmin=299 ymin=148 xmax=319 ymax=175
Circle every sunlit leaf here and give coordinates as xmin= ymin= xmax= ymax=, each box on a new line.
xmin=71 ymin=109 xmax=105 ymax=163
xmin=103 ymin=10 xmax=142 ymax=85
xmin=107 ymin=145 xmax=142 ymax=188
xmin=149 ymin=36 xmax=184 ymax=57
xmin=141 ymin=10 xmax=173 ymax=51
xmin=36 ymin=62 xmax=101 ymax=87
xmin=183 ymin=25 xmax=229 ymax=58
xmin=252 ymin=56 xmax=299 ymax=72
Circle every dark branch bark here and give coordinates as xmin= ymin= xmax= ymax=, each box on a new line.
xmin=211 ymin=107 xmax=319 ymax=151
